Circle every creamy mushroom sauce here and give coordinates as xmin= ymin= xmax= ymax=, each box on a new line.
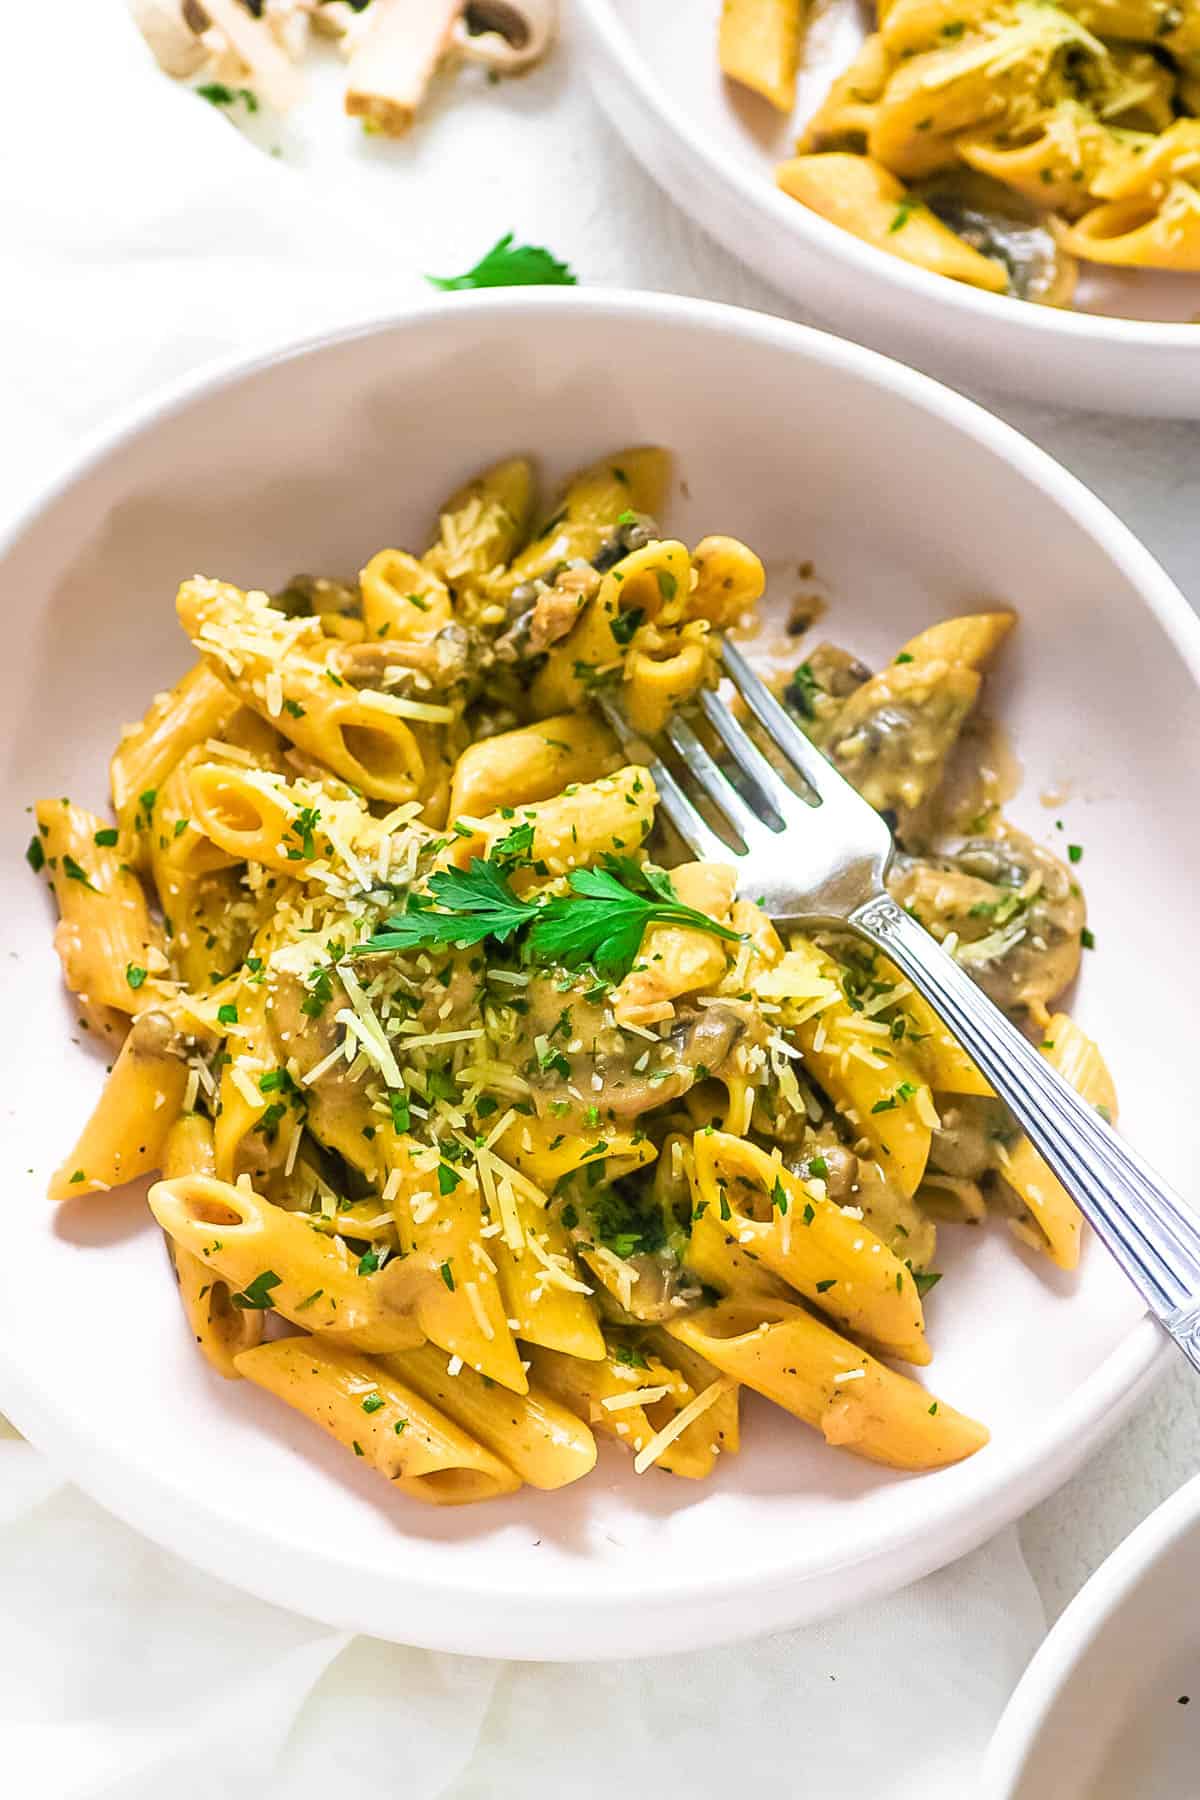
xmin=782 ymin=632 xmax=1088 ymax=1231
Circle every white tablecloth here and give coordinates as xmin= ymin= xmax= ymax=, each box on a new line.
xmin=2 ymin=4 xmax=1198 ymax=1794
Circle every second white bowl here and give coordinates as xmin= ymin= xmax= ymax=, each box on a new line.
xmin=577 ymin=0 xmax=1200 ymax=416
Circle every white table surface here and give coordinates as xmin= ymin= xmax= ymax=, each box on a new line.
xmin=2 ymin=11 xmax=1198 ymax=1782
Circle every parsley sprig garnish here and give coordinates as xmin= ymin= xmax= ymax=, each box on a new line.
xmin=426 ymin=232 xmax=578 ymax=291
xmin=358 ymin=854 xmax=741 ymax=982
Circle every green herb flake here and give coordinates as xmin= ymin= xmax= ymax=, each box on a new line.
xmin=231 ymin=1270 xmax=282 ymax=1311
xmin=426 ymin=232 xmax=578 ymax=291
xmin=439 ymin=1259 xmax=456 ymax=1292
xmin=216 ymin=1002 xmax=238 ymax=1026
xmin=125 ymin=963 xmax=148 ymax=990
xmin=62 ymin=855 xmax=98 ymax=892
xmin=25 ymin=835 xmax=45 ymax=873
xmin=93 ymin=827 xmax=119 ymax=847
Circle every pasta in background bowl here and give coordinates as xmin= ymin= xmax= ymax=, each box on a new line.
xmin=1 ymin=291 xmax=1197 ymax=1656
xmin=577 ymin=0 xmax=1200 ymax=414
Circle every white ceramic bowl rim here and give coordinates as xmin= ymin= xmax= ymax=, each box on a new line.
xmin=0 ymin=288 xmax=1191 ymax=1643
xmin=577 ymin=0 xmax=1200 ymax=350
xmin=984 ymin=1472 xmax=1200 ymax=1795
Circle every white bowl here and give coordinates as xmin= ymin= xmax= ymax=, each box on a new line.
xmin=576 ymin=0 xmax=1200 ymax=416
xmin=985 ymin=1475 xmax=1200 ymax=1796
xmin=0 ymin=291 xmax=1196 ymax=1659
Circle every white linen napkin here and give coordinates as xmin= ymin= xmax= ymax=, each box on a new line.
xmin=0 ymin=5 xmax=1047 ymax=1794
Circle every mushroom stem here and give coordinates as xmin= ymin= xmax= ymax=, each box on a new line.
xmin=190 ymin=0 xmax=305 ymax=109
xmin=343 ymin=0 xmax=465 ymax=136
xmin=453 ymin=0 xmax=557 ymax=73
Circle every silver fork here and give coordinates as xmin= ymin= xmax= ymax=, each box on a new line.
xmin=599 ymin=638 xmax=1200 ymax=1374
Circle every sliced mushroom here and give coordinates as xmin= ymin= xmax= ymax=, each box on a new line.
xmin=327 ymin=624 xmax=472 ymax=694
xmin=129 ymin=0 xmax=210 ymax=76
xmin=913 ymin=170 xmax=1077 ymax=307
xmin=453 ymin=1 xmax=558 ymax=74
xmin=343 ymin=0 xmax=463 ymax=135
xmin=511 ymin=974 xmax=745 ymax=1126
xmin=889 ymin=828 xmax=1085 ymax=1016
xmin=190 ymin=0 xmax=306 ymax=109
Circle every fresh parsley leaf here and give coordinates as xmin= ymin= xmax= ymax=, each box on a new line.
xmin=784 ymin=661 xmax=821 ymax=720
xmin=231 ymin=1270 xmax=281 ymax=1311
xmin=216 ymin=1002 xmax=238 ymax=1026
xmin=125 ymin=963 xmax=147 ymax=990
xmin=608 ymin=606 xmax=645 ymax=648
xmin=912 ymin=1269 xmax=942 ymax=1298
xmin=361 ymin=854 xmax=739 ymax=984
xmin=197 ymin=82 xmax=258 ymax=112
xmin=426 ymin=232 xmax=577 ymax=291
xmin=529 ymin=860 xmax=739 ymax=981
xmin=357 ymin=1249 xmax=380 ymax=1276
xmin=26 ymin=836 xmax=45 ymax=873
xmin=490 ymin=820 xmax=535 ymax=867
xmin=62 ymin=854 xmax=98 ymax=892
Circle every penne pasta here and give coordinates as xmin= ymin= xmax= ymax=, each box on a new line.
xmin=236 ymin=1338 xmax=522 ymax=1505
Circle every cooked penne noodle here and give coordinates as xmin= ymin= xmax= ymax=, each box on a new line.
xmin=381 ymin=1344 xmax=597 ymax=1489
xmin=35 ymin=799 xmax=165 ymax=1014
xmin=149 ymin=1174 xmax=425 ymax=1351
xmin=49 ymin=1010 xmax=189 ymax=1199
xmin=669 ymin=1299 xmax=988 ymax=1470
xmin=235 ymin=1338 xmax=521 ymax=1505
xmin=161 ymin=1113 xmax=264 ymax=1378
xmin=690 ymin=1132 xmax=930 ymax=1363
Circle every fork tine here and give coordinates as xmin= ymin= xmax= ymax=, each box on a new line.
xmin=596 ymin=695 xmax=733 ymax=863
xmin=719 ymin=638 xmax=853 ymax=805
xmin=698 ymin=687 xmax=804 ymax=828
xmin=663 ymin=714 xmax=769 ymax=847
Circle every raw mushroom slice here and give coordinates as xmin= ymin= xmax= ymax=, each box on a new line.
xmin=343 ymin=0 xmax=464 ymax=136
xmin=453 ymin=0 xmax=558 ymax=74
xmin=129 ymin=0 xmax=209 ymax=76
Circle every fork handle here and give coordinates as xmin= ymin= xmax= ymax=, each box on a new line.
xmin=850 ymin=894 xmax=1200 ymax=1372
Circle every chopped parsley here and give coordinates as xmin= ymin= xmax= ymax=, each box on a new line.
xmin=196 ymin=82 xmax=259 ymax=112
xmin=230 ymin=1270 xmax=281 ymax=1311
xmin=25 ymin=835 xmax=45 ymax=873
xmin=426 ymin=232 xmax=577 ymax=291
xmin=62 ymin=854 xmax=98 ymax=892
xmin=125 ymin=963 xmax=148 ymax=990
xmin=216 ymin=1003 xmax=238 ymax=1026
xmin=93 ymin=827 xmax=119 ymax=847
xmin=359 ymin=854 xmax=740 ymax=982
